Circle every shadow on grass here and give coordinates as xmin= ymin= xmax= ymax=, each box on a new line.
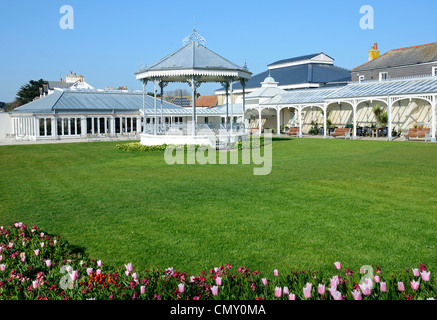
xmin=272 ymin=137 xmax=294 ymax=142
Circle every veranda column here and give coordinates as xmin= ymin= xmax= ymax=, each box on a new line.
xmin=110 ymin=116 xmax=115 ymax=134
xmin=81 ymin=117 xmax=86 ymax=137
xmin=387 ymin=97 xmax=393 ymax=141
xmin=35 ymin=117 xmax=40 ymax=138
xmin=153 ymin=79 xmax=158 ymax=135
xmin=51 ymin=117 xmax=56 ymax=139
xmin=323 ymin=104 xmax=327 ymax=139
xmin=431 ymin=96 xmax=436 ymax=142
xmin=353 ymin=101 xmax=357 ymax=140
xmin=276 ymin=107 xmax=281 ymax=137
xmin=258 ymin=108 xmax=262 ymax=136
xmin=136 ymin=117 xmax=141 ymax=134
xmin=298 ymin=106 xmax=303 ymax=137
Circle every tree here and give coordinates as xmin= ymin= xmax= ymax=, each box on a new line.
xmin=15 ymin=79 xmax=47 ymax=105
xmin=372 ymin=105 xmax=388 ymax=127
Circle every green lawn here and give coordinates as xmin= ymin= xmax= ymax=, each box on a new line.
xmin=0 ymin=138 xmax=436 ymax=275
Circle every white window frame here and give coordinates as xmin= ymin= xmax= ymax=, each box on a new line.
xmin=379 ymin=72 xmax=388 ymax=81
xmin=433 ymin=67 xmax=437 ymax=76
xmin=359 ymin=75 xmax=365 ymax=83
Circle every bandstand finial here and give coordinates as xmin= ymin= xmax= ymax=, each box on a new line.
xmin=182 ymin=20 xmax=206 ymax=47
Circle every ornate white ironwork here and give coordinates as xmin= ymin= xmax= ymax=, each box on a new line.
xmin=182 ymin=29 xmax=206 ymax=47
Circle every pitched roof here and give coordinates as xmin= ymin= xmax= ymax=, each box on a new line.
xmin=227 ymin=63 xmax=350 ymax=91
xmin=352 ymin=42 xmax=437 ymax=71
xmin=196 ymin=95 xmax=218 ymax=108
xmin=12 ymin=90 xmax=225 ymax=115
xmin=144 ymin=41 xmax=246 ymax=72
xmin=47 ymin=81 xmax=75 ymax=90
xmin=267 ymin=53 xmax=334 ymax=67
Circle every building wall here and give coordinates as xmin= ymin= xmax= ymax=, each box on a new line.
xmin=352 ymin=63 xmax=437 ymax=82
xmin=0 ymin=113 xmax=12 ymax=141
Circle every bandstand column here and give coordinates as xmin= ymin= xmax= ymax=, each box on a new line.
xmin=258 ymin=108 xmax=262 ymax=136
xmin=241 ymin=79 xmax=246 ymax=133
xmin=191 ymin=76 xmax=197 ymax=136
xmin=230 ymin=79 xmax=234 ymax=134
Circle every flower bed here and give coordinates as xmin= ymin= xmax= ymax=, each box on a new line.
xmin=0 ymin=222 xmax=435 ymax=300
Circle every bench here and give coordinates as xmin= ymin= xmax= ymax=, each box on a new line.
xmin=403 ymin=128 xmax=431 ymax=141
xmin=286 ymin=127 xmax=300 ymax=136
xmin=330 ymin=128 xmax=351 ymax=139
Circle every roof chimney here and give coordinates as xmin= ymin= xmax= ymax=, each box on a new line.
xmin=368 ymin=42 xmax=380 ymax=61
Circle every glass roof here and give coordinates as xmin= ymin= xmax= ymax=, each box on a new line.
xmin=326 ymin=76 xmax=437 ymax=100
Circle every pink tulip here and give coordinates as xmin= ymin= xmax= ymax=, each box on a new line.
xmin=373 ymin=275 xmax=380 ymax=283
xmin=215 ymin=276 xmax=222 ymax=286
xmin=211 ymin=285 xmax=219 ymax=296
xmin=398 ymin=282 xmax=405 ymax=292
xmin=380 ymin=282 xmax=387 ymax=292
xmin=34 ymin=249 xmax=39 ymax=256
xmin=70 ymin=270 xmax=79 ymax=282
xmin=140 ymin=286 xmax=146 ymax=294
xmin=410 ymin=280 xmax=420 ymax=290
xmin=40 ymin=232 xmax=44 ymax=238
xmin=86 ymin=268 xmax=93 ymax=276
xmin=45 ymin=260 xmax=51 ymax=267
xmin=274 ymin=287 xmax=282 ymax=298
xmin=40 ymin=242 xmax=45 ymax=248
xmin=125 ymin=262 xmax=133 ymax=275
xmin=32 ymin=280 xmax=39 ymax=289
xmin=334 ymin=261 xmax=341 ymax=270
xmin=273 ymin=269 xmax=279 ymax=277
xmin=359 ymin=283 xmax=372 ymax=296
xmin=261 ymin=278 xmax=268 ymax=286
xmin=412 ymin=268 xmax=420 ymax=277
xmin=303 ymin=286 xmax=311 ymax=299
xmin=318 ymin=284 xmax=326 ymax=295
xmin=132 ymin=273 xmax=138 ymax=280
xmin=352 ymin=290 xmax=362 ymax=300
xmin=0 ymin=264 xmax=5 ymax=271
xmin=288 ymin=293 xmax=296 ymax=300
xmin=0 ymin=255 xmax=2 ymax=261
xmin=190 ymin=275 xmax=196 ymax=283
xmin=97 ymin=260 xmax=102 ymax=267
xmin=178 ymin=283 xmax=185 ymax=293
xmin=420 ymin=271 xmax=430 ymax=282
xmin=96 ymin=269 xmax=101 ymax=275
xmin=331 ymin=290 xmax=343 ymax=300
xmin=8 ymin=242 xmax=13 ymax=249
xmin=283 ymin=287 xmax=289 ymax=295
xmin=305 ymin=282 xmax=312 ymax=291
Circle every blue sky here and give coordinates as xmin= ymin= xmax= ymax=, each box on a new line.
xmin=0 ymin=0 xmax=436 ymax=102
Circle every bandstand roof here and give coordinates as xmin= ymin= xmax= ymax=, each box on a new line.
xmin=135 ymin=30 xmax=252 ymax=83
